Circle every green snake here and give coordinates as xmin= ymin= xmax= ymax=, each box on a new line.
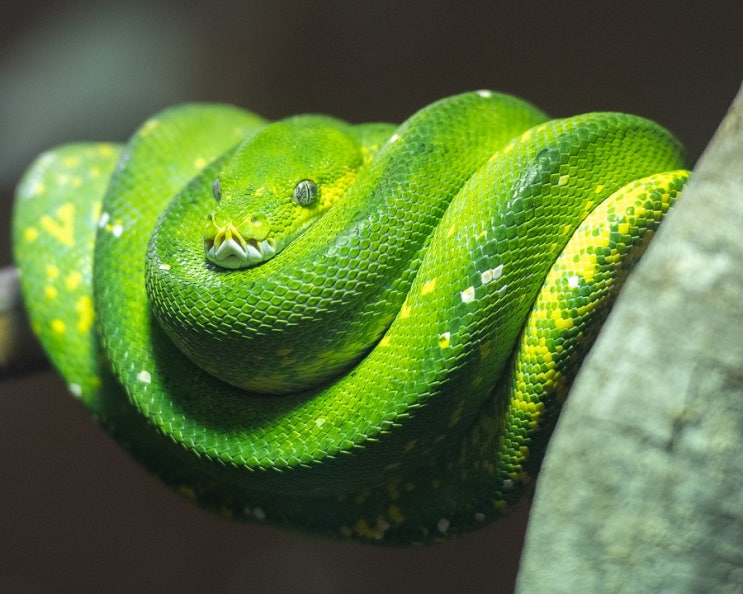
xmin=12 ymin=91 xmax=689 ymax=543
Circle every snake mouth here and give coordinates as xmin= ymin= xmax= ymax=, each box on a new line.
xmin=204 ymin=236 xmax=277 ymax=269
xmin=204 ymin=211 xmax=277 ymax=269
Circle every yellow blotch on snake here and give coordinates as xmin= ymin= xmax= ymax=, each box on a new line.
xmin=75 ymin=296 xmax=94 ymax=334
xmin=40 ymin=202 xmax=75 ymax=247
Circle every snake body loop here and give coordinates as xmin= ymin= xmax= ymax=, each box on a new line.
xmin=13 ymin=91 xmax=689 ymax=543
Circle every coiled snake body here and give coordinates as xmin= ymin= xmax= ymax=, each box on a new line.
xmin=13 ymin=91 xmax=688 ymax=543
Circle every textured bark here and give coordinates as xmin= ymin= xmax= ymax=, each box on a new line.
xmin=517 ymin=83 xmax=743 ymax=591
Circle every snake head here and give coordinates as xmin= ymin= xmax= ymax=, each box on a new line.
xmin=203 ymin=117 xmax=362 ymax=270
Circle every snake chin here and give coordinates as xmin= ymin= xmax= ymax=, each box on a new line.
xmin=205 ymin=236 xmax=277 ymax=269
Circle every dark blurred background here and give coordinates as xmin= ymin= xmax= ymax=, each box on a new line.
xmin=1 ymin=1 xmax=740 ymax=592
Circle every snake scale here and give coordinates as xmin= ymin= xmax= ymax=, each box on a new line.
xmin=13 ymin=91 xmax=689 ymax=543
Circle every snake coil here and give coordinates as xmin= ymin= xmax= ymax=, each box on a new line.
xmin=13 ymin=91 xmax=688 ymax=543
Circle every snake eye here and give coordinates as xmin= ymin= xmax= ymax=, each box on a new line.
xmin=212 ymin=177 xmax=221 ymax=201
xmin=293 ymin=179 xmax=317 ymax=207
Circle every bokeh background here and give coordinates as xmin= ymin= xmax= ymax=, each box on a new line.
xmin=1 ymin=1 xmax=740 ymax=592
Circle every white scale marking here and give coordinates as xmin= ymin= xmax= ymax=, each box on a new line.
xmin=376 ymin=517 xmax=390 ymax=534
xmin=480 ymin=264 xmax=504 ymax=285
xmin=437 ymin=517 xmax=450 ymax=534
xmin=461 ymin=286 xmax=476 ymax=303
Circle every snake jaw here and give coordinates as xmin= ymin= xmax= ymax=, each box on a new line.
xmin=204 ymin=215 xmax=278 ymax=269
xmin=205 ymin=235 xmax=277 ymax=269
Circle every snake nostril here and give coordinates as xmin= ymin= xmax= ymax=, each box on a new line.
xmin=240 ymin=213 xmax=270 ymax=240
xmin=250 ymin=213 xmax=267 ymax=226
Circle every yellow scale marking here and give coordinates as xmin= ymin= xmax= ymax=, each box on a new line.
xmin=437 ymin=332 xmax=451 ymax=349
xmin=65 ymin=271 xmax=82 ymax=291
xmin=40 ymin=203 xmax=75 ymax=247
xmin=75 ymin=296 xmax=94 ymax=334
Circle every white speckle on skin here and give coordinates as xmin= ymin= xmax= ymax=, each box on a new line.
xmin=69 ymin=383 xmax=82 ymax=398
xmin=389 ymin=133 xmax=400 ymax=143
xmin=567 ymin=275 xmax=580 ymax=288
xmin=481 ymin=264 xmax=504 ymax=285
xmin=30 ymin=181 xmax=45 ymax=196
xmin=558 ymin=174 xmax=570 ymax=186
xmin=315 ymin=417 xmax=326 ymax=427
xmin=98 ymin=211 xmax=110 ymax=228
xmin=253 ymin=507 xmax=266 ymax=521
xmin=112 ymin=224 xmax=124 ymax=238
xmin=376 ymin=517 xmax=390 ymax=534
xmin=159 ymin=263 xmax=171 ymax=271
xmin=460 ymin=286 xmax=475 ymax=303
xmin=137 ymin=370 xmax=151 ymax=384
xmin=477 ymin=90 xmax=493 ymax=98
xmin=437 ymin=517 xmax=450 ymax=534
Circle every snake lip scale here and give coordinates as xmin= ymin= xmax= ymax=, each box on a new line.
xmin=204 ymin=235 xmax=277 ymax=269
xmin=12 ymin=90 xmax=689 ymax=544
